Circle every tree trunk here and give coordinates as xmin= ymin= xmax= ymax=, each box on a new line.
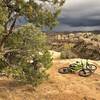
xmin=0 ymin=17 xmax=17 ymax=51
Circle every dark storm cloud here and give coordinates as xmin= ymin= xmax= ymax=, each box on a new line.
xmin=59 ymin=18 xmax=100 ymax=27
xmin=53 ymin=0 xmax=100 ymax=31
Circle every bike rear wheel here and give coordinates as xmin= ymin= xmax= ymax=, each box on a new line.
xmin=79 ymin=69 xmax=92 ymax=77
xmin=58 ymin=67 xmax=71 ymax=74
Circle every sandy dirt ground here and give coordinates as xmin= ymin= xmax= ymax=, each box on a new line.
xmin=0 ymin=58 xmax=100 ymax=100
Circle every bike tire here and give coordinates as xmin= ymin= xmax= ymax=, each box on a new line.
xmin=87 ymin=64 xmax=97 ymax=72
xmin=79 ymin=69 xmax=92 ymax=77
xmin=58 ymin=67 xmax=70 ymax=74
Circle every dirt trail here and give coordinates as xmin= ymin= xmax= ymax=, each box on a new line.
xmin=0 ymin=59 xmax=100 ymax=100
xmin=45 ymin=59 xmax=100 ymax=100
xmin=35 ymin=59 xmax=100 ymax=100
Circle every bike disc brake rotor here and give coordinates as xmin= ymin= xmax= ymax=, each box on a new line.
xmin=58 ymin=67 xmax=70 ymax=74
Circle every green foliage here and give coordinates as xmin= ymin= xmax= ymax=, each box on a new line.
xmin=0 ymin=0 xmax=65 ymax=30
xmin=0 ymin=2 xmax=8 ymax=25
xmin=1 ymin=50 xmax=52 ymax=87
xmin=0 ymin=0 xmax=64 ymax=86
xmin=6 ymin=24 xmax=47 ymax=50
xmin=0 ymin=24 xmax=52 ymax=86
xmin=40 ymin=50 xmax=53 ymax=69
xmin=0 ymin=58 xmax=7 ymax=72
xmin=0 ymin=0 xmax=65 ymax=50
xmin=3 ymin=62 xmax=49 ymax=86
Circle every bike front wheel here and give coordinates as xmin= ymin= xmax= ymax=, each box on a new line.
xmin=79 ymin=69 xmax=92 ymax=77
xmin=87 ymin=64 xmax=97 ymax=73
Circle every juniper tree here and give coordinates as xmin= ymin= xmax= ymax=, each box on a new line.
xmin=0 ymin=0 xmax=65 ymax=86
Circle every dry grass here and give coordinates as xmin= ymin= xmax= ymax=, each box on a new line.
xmin=0 ymin=58 xmax=100 ymax=100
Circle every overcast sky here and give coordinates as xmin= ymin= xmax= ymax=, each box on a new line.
xmin=52 ymin=0 xmax=100 ymax=32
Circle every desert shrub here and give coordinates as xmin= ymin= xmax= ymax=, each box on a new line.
xmin=0 ymin=24 xmax=52 ymax=86
xmin=91 ymin=35 xmax=99 ymax=42
xmin=73 ymin=40 xmax=100 ymax=60
xmin=3 ymin=52 xmax=51 ymax=86
xmin=61 ymin=50 xmax=77 ymax=59
xmin=60 ymin=43 xmax=77 ymax=59
xmin=0 ymin=58 xmax=7 ymax=72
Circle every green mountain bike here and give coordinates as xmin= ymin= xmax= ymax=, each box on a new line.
xmin=58 ymin=60 xmax=97 ymax=77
